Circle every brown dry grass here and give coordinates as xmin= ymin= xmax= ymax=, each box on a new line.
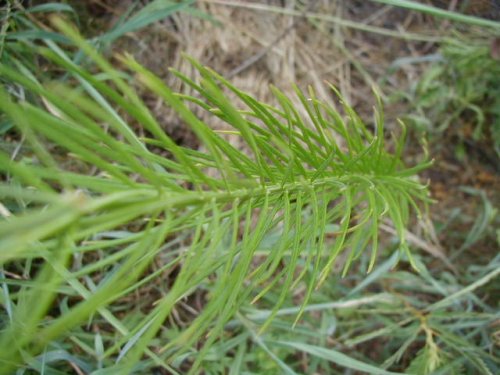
xmin=113 ymin=0 xmax=425 ymax=142
xmin=106 ymin=0 xmax=464 ymax=149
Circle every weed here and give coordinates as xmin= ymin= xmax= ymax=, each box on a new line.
xmin=0 ymin=17 xmax=433 ymax=374
xmin=401 ymin=37 xmax=500 ymax=158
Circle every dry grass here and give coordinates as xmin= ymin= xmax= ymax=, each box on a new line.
xmin=106 ymin=0 xmax=467 ymax=147
xmin=113 ymin=1 xmax=414 ymax=140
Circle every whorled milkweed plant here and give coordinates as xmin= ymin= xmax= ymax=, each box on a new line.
xmin=0 ymin=19 xmax=431 ymax=374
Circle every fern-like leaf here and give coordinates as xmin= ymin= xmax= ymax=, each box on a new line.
xmin=0 ymin=19 xmax=431 ymax=374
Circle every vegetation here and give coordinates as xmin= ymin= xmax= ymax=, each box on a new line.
xmin=402 ymin=37 xmax=500 ymax=158
xmin=0 ymin=1 xmax=498 ymax=374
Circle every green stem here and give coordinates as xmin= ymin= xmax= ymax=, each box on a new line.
xmin=371 ymin=0 xmax=500 ymax=29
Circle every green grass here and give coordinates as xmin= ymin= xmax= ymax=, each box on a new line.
xmin=0 ymin=2 xmax=499 ymax=375
xmin=0 ymin=15 xmax=434 ymax=374
xmin=0 ymin=0 xmax=201 ymax=139
xmin=371 ymin=0 xmax=500 ymax=29
xmin=398 ymin=36 xmax=500 ymax=158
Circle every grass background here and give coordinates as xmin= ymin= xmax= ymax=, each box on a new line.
xmin=0 ymin=0 xmax=499 ymax=374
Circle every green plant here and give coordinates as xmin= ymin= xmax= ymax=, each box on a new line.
xmin=400 ymin=37 xmax=500 ymax=158
xmin=0 ymin=18 xmax=435 ymax=375
xmin=371 ymin=0 xmax=500 ymax=29
xmin=0 ymin=0 xmax=200 ymax=139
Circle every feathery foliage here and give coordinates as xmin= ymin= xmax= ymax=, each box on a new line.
xmin=0 ymin=18 xmax=432 ymax=374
